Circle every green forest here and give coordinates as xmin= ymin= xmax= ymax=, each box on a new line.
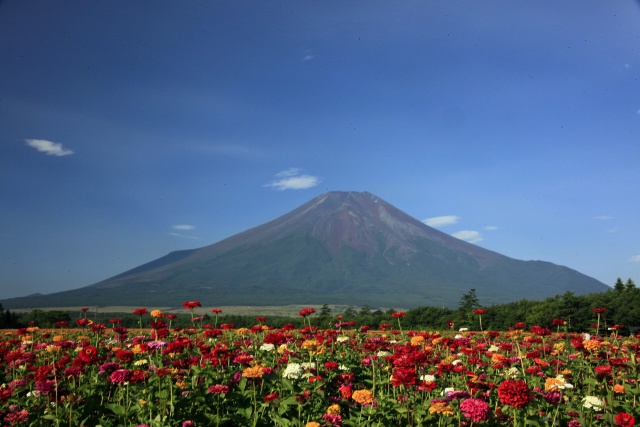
xmin=2 ymin=278 xmax=638 ymax=334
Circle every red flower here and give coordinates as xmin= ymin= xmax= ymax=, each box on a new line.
xmin=81 ymin=307 xmax=90 ymax=313
xmin=390 ymin=367 xmax=417 ymax=387
xmin=592 ymin=307 xmax=606 ymax=314
xmin=75 ymin=318 xmax=91 ymax=327
xmin=339 ymin=385 xmax=353 ymax=399
xmin=211 ymin=308 xmax=223 ymax=314
xmin=473 ymin=308 xmax=486 ymax=316
xmin=514 ymin=322 xmax=526 ymax=329
xmin=298 ymin=307 xmax=316 ymax=317
xmin=595 ymin=365 xmax=612 ymax=377
xmin=183 ymin=301 xmax=201 ymax=310
xmin=552 ymin=318 xmax=565 ymax=326
xmin=615 ymin=413 xmax=635 ymax=427
xmin=133 ymin=308 xmax=148 ymax=316
xmin=391 ymin=311 xmax=406 ymax=318
xmin=263 ymin=393 xmax=280 ymax=402
xmin=497 ymin=380 xmax=531 ymax=408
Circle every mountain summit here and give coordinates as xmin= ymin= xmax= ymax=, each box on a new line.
xmin=4 ymin=191 xmax=608 ymax=309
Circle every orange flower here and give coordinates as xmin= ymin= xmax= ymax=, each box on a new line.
xmin=410 ymin=336 xmax=426 ymax=346
xmin=583 ymin=340 xmax=602 ymax=351
xmin=352 ymin=389 xmax=374 ymax=405
xmin=305 ymin=423 xmax=321 ymax=427
xmin=545 ymin=377 xmax=564 ymax=391
xmin=242 ymin=365 xmax=266 ymax=378
xmin=150 ymin=310 xmax=165 ymax=318
xmin=613 ymin=384 xmax=626 ymax=394
xmin=429 ymin=401 xmax=454 ymax=415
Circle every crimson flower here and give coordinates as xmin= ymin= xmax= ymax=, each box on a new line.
xmin=81 ymin=308 xmax=90 ymax=313
xmin=298 ymin=307 xmax=316 ymax=317
xmin=592 ymin=307 xmax=606 ymax=314
xmin=552 ymin=318 xmax=565 ymax=326
xmin=133 ymin=308 xmax=148 ymax=316
xmin=615 ymin=413 xmax=635 ymax=427
xmin=391 ymin=311 xmax=406 ymax=318
xmin=211 ymin=308 xmax=223 ymax=314
xmin=183 ymin=301 xmax=202 ymax=310
xmin=497 ymin=380 xmax=531 ymax=408
xmin=473 ymin=308 xmax=487 ymax=316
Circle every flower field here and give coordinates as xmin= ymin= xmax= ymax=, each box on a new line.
xmin=1 ymin=304 xmax=638 ymax=426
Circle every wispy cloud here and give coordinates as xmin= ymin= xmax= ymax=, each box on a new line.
xmin=303 ymin=50 xmax=316 ymax=61
xmin=173 ymin=225 xmax=195 ymax=230
xmin=630 ymin=255 xmax=640 ymax=263
xmin=25 ymin=139 xmax=73 ymax=156
xmin=264 ymin=168 xmax=320 ymax=191
xmin=423 ymin=215 xmax=459 ymax=228
xmin=452 ymin=230 xmax=483 ymax=243
xmin=484 ymin=225 xmax=498 ymax=231
xmin=169 ymin=232 xmax=200 ymax=240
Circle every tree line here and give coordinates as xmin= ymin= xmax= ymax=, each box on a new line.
xmin=2 ymin=278 xmax=637 ymax=333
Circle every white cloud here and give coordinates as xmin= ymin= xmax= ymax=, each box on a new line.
xmin=423 ymin=215 xmax=459 ymax=228
xmin=452 ymin=230 xmax=483 ymax=243
xmin=484 ymin=225 xmax=498 ymax=231
xmin=303 ymin=50 xmax=316 ymax=61
xmin=173 ymin=225 xmax=195 ymax=230
xmin=265 ymin=168 xmax=320 ymax=191
xmin=25 ymin=139 xmax=73 ymax=156
xmin=169 ymin=233 xmax=200 ymax=240
xmin=630 ymin=255 xmax=640 ymax=263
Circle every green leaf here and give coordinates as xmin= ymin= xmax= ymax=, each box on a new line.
xmin=105 ymin=403 xmax=126 ymax=416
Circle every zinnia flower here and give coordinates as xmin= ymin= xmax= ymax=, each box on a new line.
xmin=242 ymin=365 xmax=265 ymax=378
xmin=110 ymin=369 xmax=132 ymax=384
xmin=615 ymin=413 xmax=635 ymax=427
xmin=459 ymin=398 xmax=490 ymax=422
xmin=582 ymin=395 xmax=603 ymax=410
xmin=428 ymin=400 xmax=454 ymax=416
xmin=497 ymin=379 xmax=531 ymax=408
xmin=352 ymin=389 xmax=374 ymax=405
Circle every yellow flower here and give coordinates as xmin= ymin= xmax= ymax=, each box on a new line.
xmin=352 ymin=389 xmax=374 ymax=405
xmin=326 ymin=404 xmax=341 ymax=415
xmin=52 ymin=335 xmax=64 ymax=342
xmin=131 ymin=344 xmax=144 ymax=354
xmin=545 ymin=377 xmax=564 ymax=391
xmin=236 ymin=328 xmax=251 ymax=335
xmin=429 ymin=401 xmax=454 ymax=416
xmin=26 ymin=326 xmax=39 ymax=333
xmin=150 ymin=310 xmax=165 ymax=318
xmin=305 ymin=423 xmax=321 ymax=427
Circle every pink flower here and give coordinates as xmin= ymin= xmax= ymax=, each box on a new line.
xmin=110 ymin=369 xmax=132 ymax=384
xmin=459 ymin=398 xmax=490 ymax=422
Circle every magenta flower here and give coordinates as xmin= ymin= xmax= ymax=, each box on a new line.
xmin=459 ymin=398 xmax=490 ymax=422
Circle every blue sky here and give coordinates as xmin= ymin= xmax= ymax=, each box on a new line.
xmin=1 ymin=1 xmax=639 ymax=300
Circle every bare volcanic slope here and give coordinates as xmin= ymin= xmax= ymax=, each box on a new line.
xmin=3 ymin=191 xmax=608 ymax=309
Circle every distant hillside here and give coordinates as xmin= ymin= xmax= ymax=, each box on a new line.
xmin=2 ymin=191 xmax=608 ymax=309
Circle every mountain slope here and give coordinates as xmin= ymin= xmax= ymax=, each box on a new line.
xmin=2 ymin=191 xmax=608 ymax=309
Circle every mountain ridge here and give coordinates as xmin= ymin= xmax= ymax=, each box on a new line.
xmin=2 ymin=191 xmax=609 ymax=309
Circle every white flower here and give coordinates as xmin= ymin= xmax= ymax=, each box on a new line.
xmin=338 ymin=364 xmax=349 ymax=371
xmin=259 ymin=343 xmax=275 ymax=352
xmin=282 ymin=363 xmax=304 ymax=379
xmin=420 ymin=374 xmax=436 ymax=382
xmin=451 ymin=359 xmax=462 ymax=365
xmin=459 ymin=328 xmax=469 ymax=332
xmin=454 ymin=335 xmax=463 ymax=339
xmin=336 ymin=336 xmax=349 ymax=343
xmin=488 ymin=345 xmax=500 ymax=352
xmin=582 ymin=395 xmax=603 ymax=410
xmin=505 ymin=367 xmax=520 ymax=379
xmin=376 ymin=351 xmax=391 ymax=357
xmin=301 ymin=362 xmax=316 ymax=369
